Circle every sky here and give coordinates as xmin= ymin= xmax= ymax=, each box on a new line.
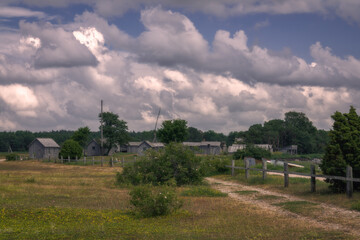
xmin=0 ymin=0 xmax=360 ymax=134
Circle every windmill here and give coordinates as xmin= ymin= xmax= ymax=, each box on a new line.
xmin=153 ymin=108 xmax=161 ymax=143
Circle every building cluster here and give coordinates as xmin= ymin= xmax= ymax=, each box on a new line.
xmin=28 ymin=137 xmax=297 ymax=159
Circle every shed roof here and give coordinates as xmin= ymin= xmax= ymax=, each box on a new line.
xmin=34 ymin=138 xmax=60 ymax=148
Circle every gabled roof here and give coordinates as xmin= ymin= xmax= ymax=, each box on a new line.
xmin=140 ymin=141 xmax=164 ymax=148
xmin=127 ymin=142 xmax=142 ymax=147
xmin=32 ymin=138 xmax=60 ymax=148
xmin=183 ymin=141 xmax=221 ymax=147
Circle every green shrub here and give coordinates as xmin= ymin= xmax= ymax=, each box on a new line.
xmin=181 ymin=186 xmax=227 ymax=197
xmin=200 ymin=156 xmax=230 ymax=176
xmin=5 ymin=153 xmax=19 ymax=161
xmin=59 ymin=139 xmax=83 ymax=159
xmin=117 ymin=143 xmax=203 ymax=186
xmin=129 ymin=185 xmax=182 ymax=217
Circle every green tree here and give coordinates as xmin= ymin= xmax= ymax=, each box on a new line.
xmin=59 ymin=139 xmax=83 ymax=159
xmin=263 ymin=119 xmax=286 ymax=150
xmin=284 ymin=111 xmax=317 ymax=154
xmin=157 ymin=119 xmax=188 ymax=144
xmin=233 ymin=145 xmax=271 ymax=160
xmin=203 ymin=130 xmax=227 ymax=142
xmin=99 ymin=112 xmax=129 ymax=155
xmin=71 ymin=126 xmax=91 ymax=148
xmin=186 ymin=127 xmax=203 ymax=142
xmin=245 ymin=124 xmax=264 ymax=144
xmin=320 ymin=106 xmax=360 ymax=192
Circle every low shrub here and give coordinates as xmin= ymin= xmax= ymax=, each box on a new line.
xmin=129 ymin=185 xmax=183 ymax=217
xmin=5 ymin=153 xmax=19 ymax=161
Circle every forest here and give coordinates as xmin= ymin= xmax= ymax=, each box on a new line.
xmin=0 ymin=111 xmax=329 ymax=154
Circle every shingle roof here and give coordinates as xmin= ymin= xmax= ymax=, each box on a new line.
xmin=35 ymin=138 xmax=60 ymax=148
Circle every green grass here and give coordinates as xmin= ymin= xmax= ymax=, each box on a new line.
xmin=0 ymin=160 xmax=355 ymax=239
xmin=274 ymin=201 xmax=319 ymax=215
xmin=270 ymin=153 xmax=324 ymax=160
xmin=181 ymin=186 xmax=228 ymax=197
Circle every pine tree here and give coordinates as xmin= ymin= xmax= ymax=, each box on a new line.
xmin=320 ymin=106 xmax=360 ymax=192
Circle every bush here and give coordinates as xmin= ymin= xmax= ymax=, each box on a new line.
xmin=117 ymin=143 xmax=203 ymax=186
xmin=5 ymin=153 xmax=19 ymax=161
xmin=129 ymin=185 xmax=182 ymax=217
xmin=59 ymin=139 xmax=83 ymax=159
xmin=200 ymin=156 xmax=230 ymax=176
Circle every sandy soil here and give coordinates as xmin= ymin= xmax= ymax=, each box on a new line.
xmin=206 ymin=177 xmax=360 ymax=237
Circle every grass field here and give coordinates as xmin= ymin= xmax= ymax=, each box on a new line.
xmin=0 ymin=160 xmax=355 ymax=239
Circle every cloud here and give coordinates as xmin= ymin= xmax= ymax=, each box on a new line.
xmin=137 ymin=7 xmax=208 ymax=66
xmin=19 ymin=21 xmax=99 ymax=69
xmin=0 ymin=6 xmax=45 ymax=18
xmin=254 ymin=19 xmax=270 ymax=30
xmin=0 ymin=84 xmax=39 ymax=117
xmin=1 ymin=7 xmax=360 ymax=133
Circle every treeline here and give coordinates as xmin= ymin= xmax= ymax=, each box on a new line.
xmin=228 ymin=112 xmax=329 ymax=154
xmin=0 ymin=111 xmax=329 ymax=154
xmin=0 ymin=131 xmax=100 ymax=152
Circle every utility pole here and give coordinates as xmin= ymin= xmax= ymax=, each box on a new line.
xmin=100 ymin=100 xmax=104 ymax=156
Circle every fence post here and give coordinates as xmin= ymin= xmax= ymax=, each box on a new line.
xmin=68 ymin=156 xmax=70 ymax=163
xmin=54 ymin=157 xmax=56 ymax=163
xmin=311 ymin=165 xmax=316 ymax=192
xmin=84 ymin=156 xmax=86 ymax=165
xmin=262 ymin=158 xmax=267 ymax=180
xmin=110 ymin=157 xmax=114 ymax=167
xmin=346 ymin=165 xmax=353 ymax=198
xmin=92 ymin=156 xmax=94 ymax=166
xmin=61 ymin=156 xmax=63 ymax=164
xmin=284 ymin=162 xmax=289 ymax=188
xmin=101 ymin=157 xmax=103 ymax=167
xmin=76 ymin=156 xmax=78 ymax=162
xmin=134 ymin=156 xmax=137 ymax=162
xmin=245 ymin=158 xmax=250 ymax=179
xmin=231 ymin=160 xmax=235 ymax=176
xmin=122 ymin=157 xmax=124 ymax=167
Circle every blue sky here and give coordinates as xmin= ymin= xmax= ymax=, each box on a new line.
xmin=0 ymin=0 xmax=360 ymax=133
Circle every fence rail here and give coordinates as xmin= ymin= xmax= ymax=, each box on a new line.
xmin=226 ymin=158 xmax=358 ymax=198
xmin=42 ymin=155 xmax=139 ymax=168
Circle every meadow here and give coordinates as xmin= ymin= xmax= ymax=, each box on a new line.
xmin=0 ymin=160 xmax=355 ymax=239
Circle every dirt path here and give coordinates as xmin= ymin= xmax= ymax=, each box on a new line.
xmin=206 ymin=177 xmax=360 ymax=237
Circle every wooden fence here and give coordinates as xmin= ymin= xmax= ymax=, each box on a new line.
xmin=226 ymin=158 xmax=360 ymax=198
xmin=43 ymin=155 xmax=139 ymax=168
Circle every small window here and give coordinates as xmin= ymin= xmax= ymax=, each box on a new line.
xmin=92 ymin=146 xmax=96 ymax=150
